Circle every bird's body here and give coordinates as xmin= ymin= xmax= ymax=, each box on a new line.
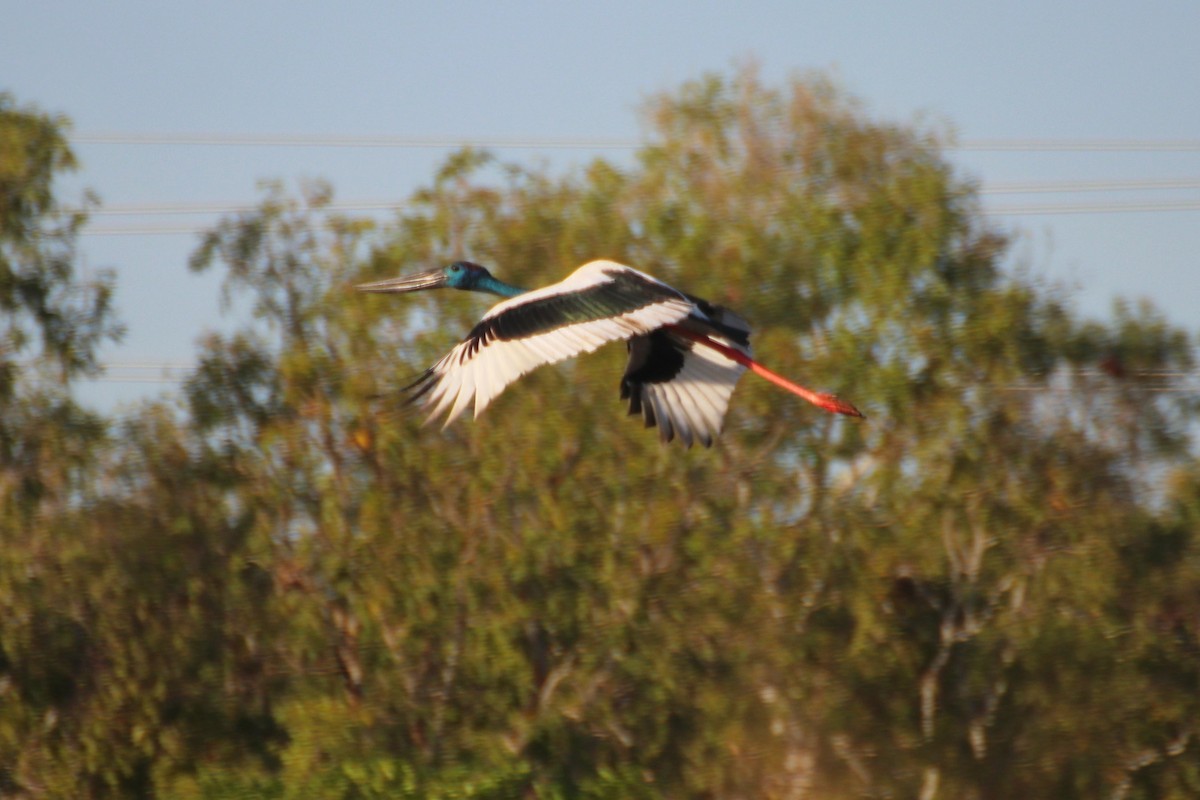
xmin=359 ymin=259 xmax=861 ymax=446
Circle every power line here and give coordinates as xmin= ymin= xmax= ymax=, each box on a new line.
xmin=984 ymin=198 xmax=1200 ymax=215
xmin=956 ymin=138 xmax=1200 ymax=152
xmin=70 ymin=132 xmax=1200 ymax=152
xmin=94 ymin=361 xmax=195 ymax=369
xmin=71 ymin=133 xmax=638 ymax=150
xmin=75 ymin=198 xmax=1200 ymax=236
xmin=82 ymin=226 xmax=212 ymax=236
xmin=981 ymin=177 xmax=1200 ymax=194
xmin=45 ymin=361 xmax=1200 ymax=382
xmin=86 ymin=375 xmax=189 ymax=384
xmin=81 ymin=178 xmax=1200 ymax=218
xmin=89 ymin=200 xmax=409 ymax=217
xmin=63 ymin=132 xmax=1200 ymax=233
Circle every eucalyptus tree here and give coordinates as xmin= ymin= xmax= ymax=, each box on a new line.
xmin=5 ymin=70 xmax=1197 ymax=798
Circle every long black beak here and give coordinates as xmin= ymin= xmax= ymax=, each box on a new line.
xmin=356 ymin=268 xmax=447 ymax=294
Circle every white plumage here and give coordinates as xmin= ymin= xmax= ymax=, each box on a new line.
xmin=425 ymin=298 xmax=695 ymax=425
xmin=359 ymin=257 xmax=862 ymax=447
xmin=627 ymin=329 xmax=749 ymax=447
xmin=403 ymin=260 xmax=748 ymax=443
xmin=413 ymin=260 xmax=700 ymax=427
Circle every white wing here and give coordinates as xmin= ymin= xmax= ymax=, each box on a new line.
xmin=632 ymin=340 xmax=748 ymax=448
xmin=409 ymin=261 xmax=696 ymax=427
xmin=622 ymin=307 xmax=752 ymax=447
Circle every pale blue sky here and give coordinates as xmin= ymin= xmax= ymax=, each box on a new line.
xmin=4 ymin=2 xmax=1198 ymax=408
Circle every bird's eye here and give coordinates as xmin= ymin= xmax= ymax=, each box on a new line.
xmin=450 ymin=264 xmax=461 ymax=272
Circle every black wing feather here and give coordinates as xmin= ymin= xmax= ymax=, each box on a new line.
xmin=462 ymin=268 xmax=684 ymax=358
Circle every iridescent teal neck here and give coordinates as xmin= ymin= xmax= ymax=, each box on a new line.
xmin=477 ymin=274 xmax=527 ymax=298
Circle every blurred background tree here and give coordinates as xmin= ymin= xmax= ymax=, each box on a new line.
xmin=2 ymin=68 xmax=1198 ymax=799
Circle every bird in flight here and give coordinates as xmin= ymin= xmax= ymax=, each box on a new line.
xmin=358 ymin=259 xmax=863 ymax=447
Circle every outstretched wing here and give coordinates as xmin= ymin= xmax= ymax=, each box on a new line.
xmin=620 ymin=306 xmax=751 ymax=448
xmin=409 ymin=260 xmax=695 ymax=426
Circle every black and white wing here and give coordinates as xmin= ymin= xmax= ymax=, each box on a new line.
xmin=408 ymin=260 xmax=695 ymax=426
xmin=620 ymin=305 xmax=751 ymax=448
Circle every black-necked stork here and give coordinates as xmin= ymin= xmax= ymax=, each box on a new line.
xmin=358 ymin=259 xmax=863 ymax=447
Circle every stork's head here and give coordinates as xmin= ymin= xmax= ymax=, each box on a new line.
xmin=357 ymin=261 xmax=496 ymax=294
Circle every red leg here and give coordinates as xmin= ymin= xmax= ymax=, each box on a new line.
xmin=667 ymin=326 xmax=865 ymax=419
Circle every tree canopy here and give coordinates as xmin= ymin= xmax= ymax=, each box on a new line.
xmin=2 ymin=69 xmax=1198 ymax=799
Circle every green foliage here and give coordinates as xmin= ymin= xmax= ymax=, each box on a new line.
xmin=0 ymin=93 xmax=120 ymax=385
xmin=3 ymin=70 xmax=1200 ymax=799
xmin=0 ymin=94 xmax=121 ymax=522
